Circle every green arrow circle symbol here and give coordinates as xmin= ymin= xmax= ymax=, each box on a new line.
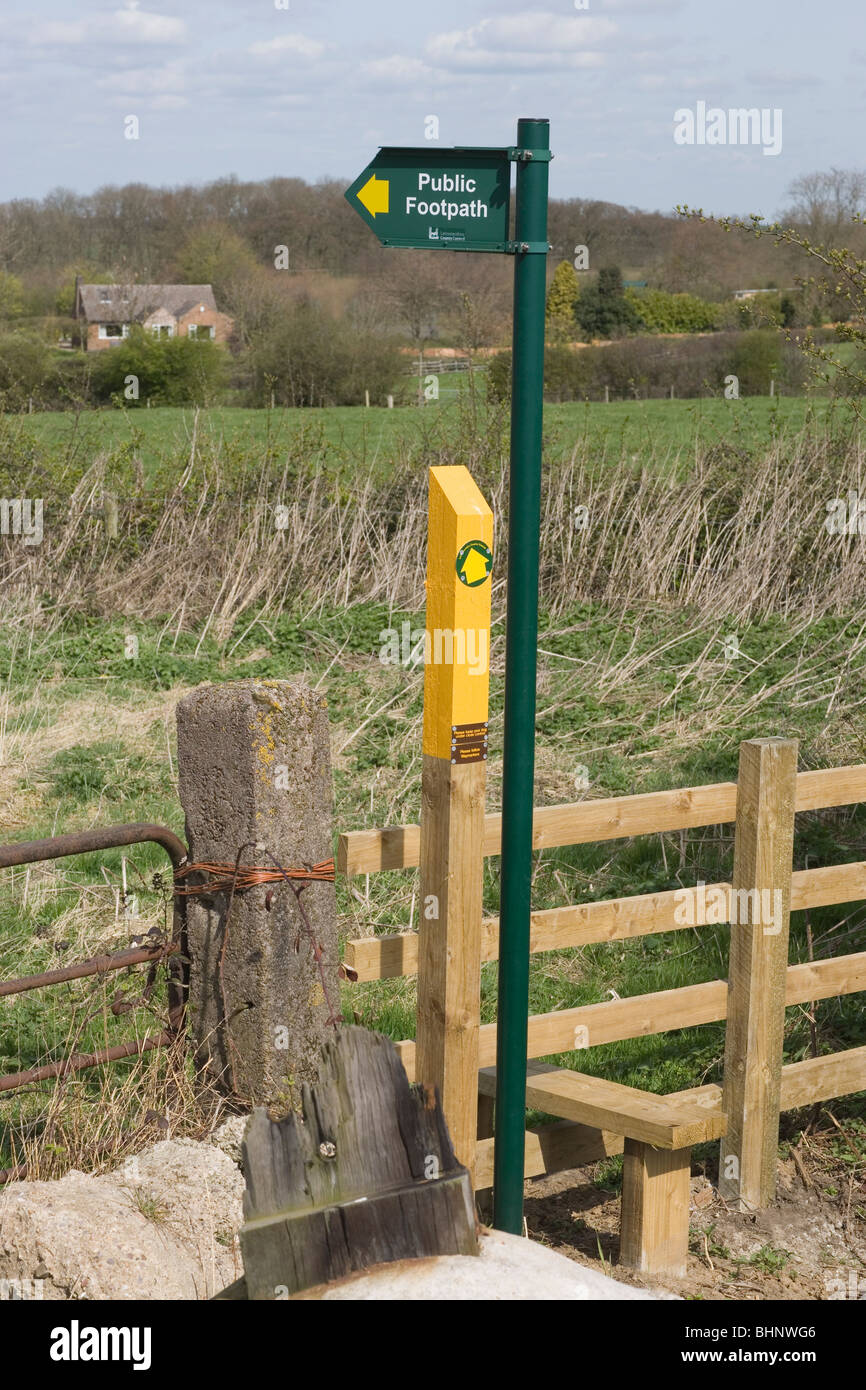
xmin=456 ymin=540 xmax=493 ymax=587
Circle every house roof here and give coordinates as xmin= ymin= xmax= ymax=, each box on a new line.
xmin=76 ymin=284 xmax=218 ymax=323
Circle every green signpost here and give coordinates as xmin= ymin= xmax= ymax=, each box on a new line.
xmin=346 ymin=118 xmax=551 ymax=1235
xmin=344 ymin=146 xmax=511 ymax=252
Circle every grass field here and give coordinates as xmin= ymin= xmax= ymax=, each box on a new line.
xmin=6 ymin=389 xmax=862 ymax=484
xmin=1 ymin=393 xmax=865 ymax=1183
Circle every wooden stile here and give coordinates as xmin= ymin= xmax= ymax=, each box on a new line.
xmin=474 ymin=1046 xmax=866 ymax=1193
xmin=336 ymin=742 xmax=866 ymax=1262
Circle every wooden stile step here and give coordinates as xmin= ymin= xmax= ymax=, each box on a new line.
xmin=477 ymin=1061 xmax=726 ymax=1278
xmin=478 ymin=1060 xmax=726 ymax=1150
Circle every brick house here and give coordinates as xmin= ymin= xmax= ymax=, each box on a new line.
xmin=75 ymin=282 xmax=233 ymax=351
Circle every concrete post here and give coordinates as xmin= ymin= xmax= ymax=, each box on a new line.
xmin=176 ymin=681 xmax=340 ymax=1111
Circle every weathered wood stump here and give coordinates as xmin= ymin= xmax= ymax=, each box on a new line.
xmin=237 ymin=1027 xmax=478 ymax=1299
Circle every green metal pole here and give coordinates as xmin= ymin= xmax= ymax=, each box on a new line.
xmin=493 ymin=117 xmax=550 ymax=1234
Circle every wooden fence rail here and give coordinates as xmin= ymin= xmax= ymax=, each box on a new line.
xmin=338 ymin=763 xmax=866 ymax=874
xmin=337 ymin=745 xmax=866 ymax=1268
xmin=344 ymin=860 xmax=866 ymax=982
xmin=388 ymin=950 xmax=866 ymax=1077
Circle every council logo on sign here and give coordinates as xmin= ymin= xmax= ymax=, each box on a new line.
xmin=456 ymin=540 xmax=493 ymax=587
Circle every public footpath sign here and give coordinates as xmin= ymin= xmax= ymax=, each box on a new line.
xmin=345 ymin=147 xmax=511 ymax=252
xmin=346 ymin=120 xmax=551 ymax=1237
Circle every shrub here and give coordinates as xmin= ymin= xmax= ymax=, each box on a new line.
xmin=625 ymin=288 xmax=720 ymax=334
xmin=487 ymin=350 xmax=511 ymax=403
xmin=90 ymin=326 xmax=227 ymax=406
xmin=43 ymin=353 xmax=94 ymax=409
xmin=488 ymin=330 xmax=809 ymax=403
xmin=0 ymin=273 xmax=25 ymax=322
xmin=0 ymin=333 xmax=51 ymax=408
xmin=546 ymin=260 xmax=580 ymax=341
xmin=248 ymin=300 xmax=402 ymax=407
xmin=730 ymin=329 xmax=807 ymax=394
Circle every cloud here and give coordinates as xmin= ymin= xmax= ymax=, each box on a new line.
xmin=744 ymin=69 xmax=822 ymax=90
xmin=28 ymin=4 xmax=186 ymax=47
xmin=28 ymin=22 xmax=87 ymax=45
xmin=600 ymin=0 xmax=684 ymax=11
xmin=426 ymin=12 xmax=617 ymax=71
xmin=112 ymin=3 xmax=186 ymax=43
xmin=248 ymin=34 xmax=326 ymax=60
xmin=360 ymin=55 xmax=436 ymax=84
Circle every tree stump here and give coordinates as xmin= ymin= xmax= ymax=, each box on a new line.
xmin=238 ymin=1027 xmax=478 ymax=1299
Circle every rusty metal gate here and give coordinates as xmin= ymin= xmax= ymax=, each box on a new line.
xmin=0 ymin=823 xmax=189 ymax=1179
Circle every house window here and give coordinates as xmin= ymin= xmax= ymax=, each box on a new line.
xmin=188 ymin=324 xmax=214 ymax=340
xmin=149 ymin=325 xmax=174 ymax=338
xmin=98 ymin=323 xmax=128 ymax=340
xmin=99 ymin=292 xmax=111 ymax=304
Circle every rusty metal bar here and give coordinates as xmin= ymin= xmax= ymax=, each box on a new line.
xmin=0 ymin=942 xmax=179 ymax=999
xmin=0 ymin=823 xmax=187 ymax=872
xmin=0 ymin=823 xmax=190 ymax=1094
xmin=0 ymin=1031 xmax=174 ymax=1094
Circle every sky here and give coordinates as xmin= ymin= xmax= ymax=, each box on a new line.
xmin=0 ymin=0 xmax=862 ymax=217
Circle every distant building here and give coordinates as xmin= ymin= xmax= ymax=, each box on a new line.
xmin=732 ymin=288 xmax=793 ymax=301
xmin=74 ymin=281 xmax=233 ymax=351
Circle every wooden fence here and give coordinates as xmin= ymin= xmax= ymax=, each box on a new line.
xmin=337 ymin=742 xmax=866 ymax=1274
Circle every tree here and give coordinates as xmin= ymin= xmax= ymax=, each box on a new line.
xmin=173 ymin=223 xmax=260 ymax=302
xmin=545 ymin=260 xmax=580 ymax=342
xmin=0 ymin=272 xmax=24 ymax=321
xmin=449 ymin=255 xmax=510 ymax=354
xmin=782 ymin=168 xmax=866 ymax=250
xmin=249 ymin=299 xmax=401 ymax=407
xmin=575 ymin=266 xmax=642 ymax=340
xmin=677 ymin=202 xmax=866 ymax=408
xmin=382 ymin=251 xmax=452 ymax=353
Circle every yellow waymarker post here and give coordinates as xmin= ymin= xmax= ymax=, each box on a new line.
xmin=416 ymin=465 xmax=493 ymax=1183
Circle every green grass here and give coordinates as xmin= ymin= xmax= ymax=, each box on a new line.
xmin=2 ymin=394 xmax=866 ymax=1175
xmin=5 ymin=391 xmax=859 ymax=486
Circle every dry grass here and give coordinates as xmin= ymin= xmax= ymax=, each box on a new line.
xmin=2 ymin=425 xmax=865 ymax=645
xmin=2 ymin=415 xmax=866 ymax=1181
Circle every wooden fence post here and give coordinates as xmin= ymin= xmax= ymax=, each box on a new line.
xmin=104 ymin=492 xmax=118 ymax=539
xmin=620 ymin=1141 xmax=691 ymax=1278
xmin=719 ymin=737 xmax=798 ymax=1210
xmin=416 ymin=465 xmax=493 ymax=1183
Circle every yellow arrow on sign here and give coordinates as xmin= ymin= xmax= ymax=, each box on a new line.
xmin=357 ymin=174 xmax=389 ymax=217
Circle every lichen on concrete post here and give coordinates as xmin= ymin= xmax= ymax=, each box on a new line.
xmin=176 ymin=681 xmax=340 ymax=1111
